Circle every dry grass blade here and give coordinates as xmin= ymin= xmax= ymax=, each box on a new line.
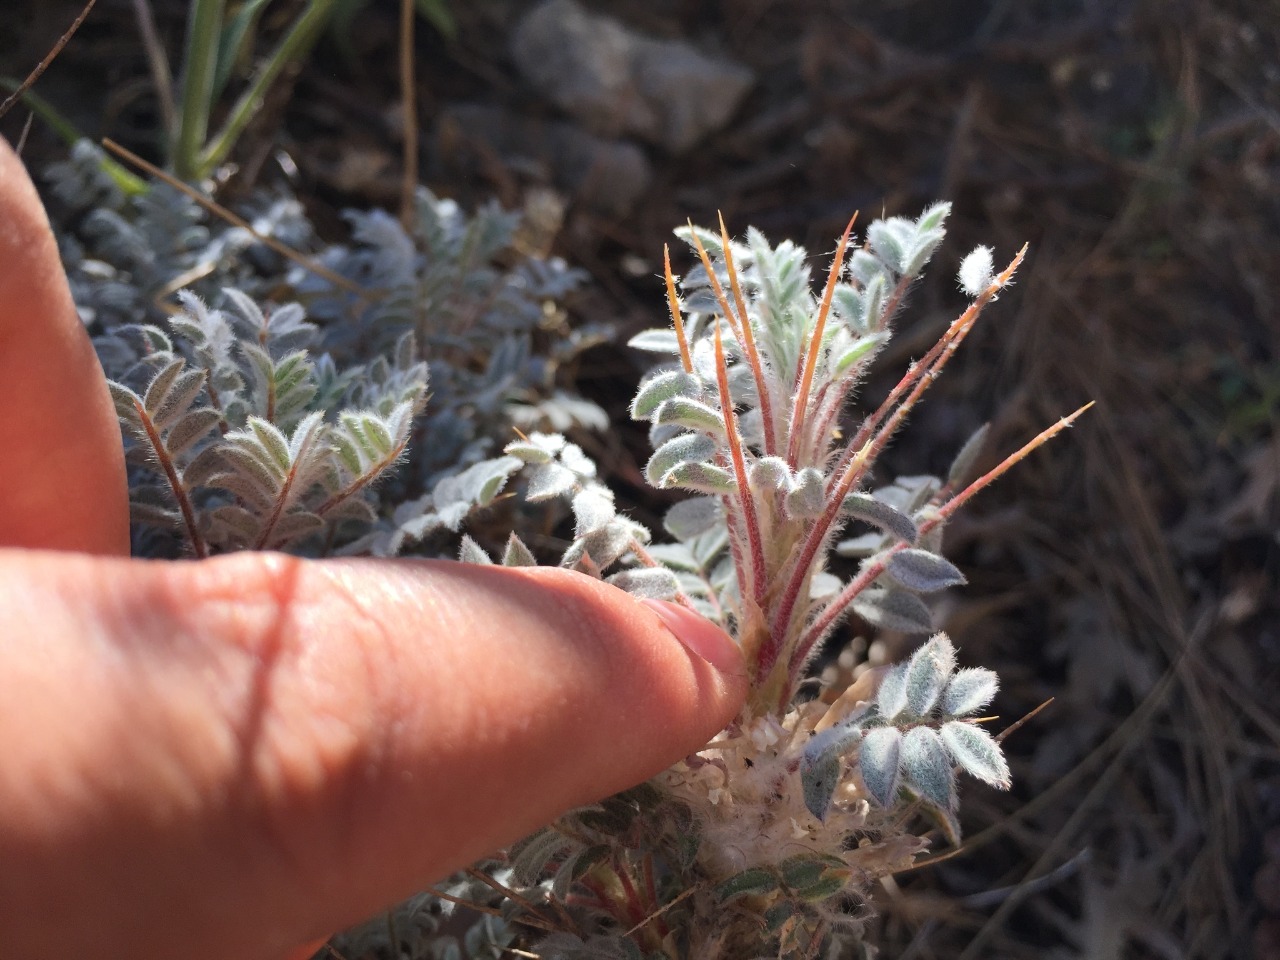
xmin=100 ymin=138 xmax=370 ymax=302
xmin=622 ymin=886 xmax=698 ymax=938
xmin=398 ymin=0 xmax=418 ymax=230
xmin=995 ymin=697 xmax=1055 ymax=745
xmin=929 ymin=401 xmax=1094 ymax=527
xmin=954 ymin=606 xmax=1212 ymax=960
xmin=130 ymin=0 xmax=175 ymax=134
xmin=663 ymin=244 xmax=694 ymax=374
xmin=423 ymin=886 xmax=557 ymax=934
xmin=0 ymin=0 xmax=99 ymax=121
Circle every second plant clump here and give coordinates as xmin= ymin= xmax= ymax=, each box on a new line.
xmin=417 ymin=206 xmax=1087 ymax=960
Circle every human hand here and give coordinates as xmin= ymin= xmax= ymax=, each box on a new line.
xmin=0 ymin=138 xmax=746 ymax=960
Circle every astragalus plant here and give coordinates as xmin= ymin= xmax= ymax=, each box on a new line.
xmin=411 ymin=205 xmax=1088 ymax=960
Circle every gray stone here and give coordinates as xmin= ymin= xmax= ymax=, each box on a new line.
xmin=438 ymin=103 xmax=652 ymax=216
xmin=511 ymin=0 xmax=754 ymax=154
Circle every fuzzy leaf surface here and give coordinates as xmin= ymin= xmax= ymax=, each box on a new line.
xmin=645 ymin=433 xmax=717 ymax=487
xmin=571 ymin=488 xmax=616 ymax=537
xmin=851 ymin=587 xmax=934 ymax=634
xmin=885 ymin=549 xmax=967 ymax=593
xmin=630 ymin=369 xmax=701 ymax=420
xmin=784 ymin=468 xmax=826 ymax=520
xmin=606 ymin=567 xmax=680 ymax=600
xmin=801 ymin=747 xmax=842 ymax=822
xmin=458 ymin=535 xmax=492 ymax=565
xmin=858 ymin=726 xmax=903 ymax=808
xmin=948 ymin=423 xmax=990 ymax=486
xmin=715 ymin=868 xmax=778 ymax=903
xmin=627 ymin=328 xmax=682 ymax=354
xmin=653 ymin=397 xmax=724 ymax=436
xmin=660 ymin=462 xmax=736 ymax=494
xmin=501 ymin=533 xmax=537 ymax=567
xmin=876 ymin=663 xmax=909 ymax=721
xmin=749 ymin=456 xmax=791 ymax=491
xmin=902 ymin=726 xmax=955 ymax=810
xmin=904 ymin=634 xmax=957 ymax=716
xmin=662 ymin=496 xmax=723 ymax=542
xmin=842 ymin=492 xmax=919 ymax=544
xmin=525 ymin=462 xmax=579 ymax=501
xmin=941 ymin=721 xmax=1011 ymax=789
xmin=942 ymin=667 xmax=999 ymax=717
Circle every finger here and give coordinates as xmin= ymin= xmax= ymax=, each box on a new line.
xmin=0 ymin=551 xmax=746 ymax=960
xmin=0 ymin=137 xmax=128 ymax=554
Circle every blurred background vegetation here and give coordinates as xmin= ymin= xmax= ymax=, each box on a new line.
xmin=3 ymin=0 xmax=1277 ymax=957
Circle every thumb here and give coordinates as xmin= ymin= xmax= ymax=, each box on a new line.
xmin=0 ymin=550 xmax=746 ymax=960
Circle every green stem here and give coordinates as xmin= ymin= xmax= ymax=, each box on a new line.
xmin=173 ymin=0 xmax=226 ymax=180
xmin=0 ymin=79 xmax=148 ymax=194
xmin=195 ymin=0 xmax=340 ymax=179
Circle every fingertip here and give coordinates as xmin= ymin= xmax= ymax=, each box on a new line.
xmin=640 ymin=597 xmax=747 ymax=680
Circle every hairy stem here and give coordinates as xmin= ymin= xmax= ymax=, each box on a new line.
xmin=765 ymin=247 xmax=1028 ymax=686
xmin=717 ymin=213 xmax=778 ymax=457
xmin=713 ymin=323 xmax=767 ymax=604
xmin=791 ymin=401 xmax=1094 ymax=675
xmin=316 ymin=440 xmax=409 ymax=516
xmin=132 ymin=396 xmax=207 ymax=558
xmin=787 ymin=214 xmax=856 ymax=466
xmin=664 ymin=245 xmax=694 ymax=374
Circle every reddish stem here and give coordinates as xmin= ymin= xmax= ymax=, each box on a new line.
xmin=133 ymin=396 xmax=207 ymax=558
xmin=713 ymin=322 xmax=767 ymax=603
xmin=763 ymin=248 xmax=1028 ymax=682
xmin=787 ymin=214 xmax=857 ymax=466
xmin=315 ymin=439 xmax=409 ymax=516
xmin=717 ymin=212 xmax=779 ymax=457
xmin=663 ymin=244 xmax=694 ymax=374
xmin=789 ymin=400 xmax=1094 ymax=684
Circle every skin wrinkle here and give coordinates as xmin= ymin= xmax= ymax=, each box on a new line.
xmin=177 ymin=554 xmax=392 ymax=887
xmin=277 ymin=560 xmax=410 ymax=874
xmin=127 ymin=553 xmax=341 ymax=896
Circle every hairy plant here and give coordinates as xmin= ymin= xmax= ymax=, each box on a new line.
xmin=106 ymin=288 xmax=427 ymax=556
xmin=377 ymin=208 xmax=1088 ymax=959
xmin=51 ymin=141 xmax=598 ymax=558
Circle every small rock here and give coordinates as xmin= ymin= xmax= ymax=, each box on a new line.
xmin=511 ymin=0 xmax=754 ymax=154
xmin=437 ymin=103 xmax=652 ymax=216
